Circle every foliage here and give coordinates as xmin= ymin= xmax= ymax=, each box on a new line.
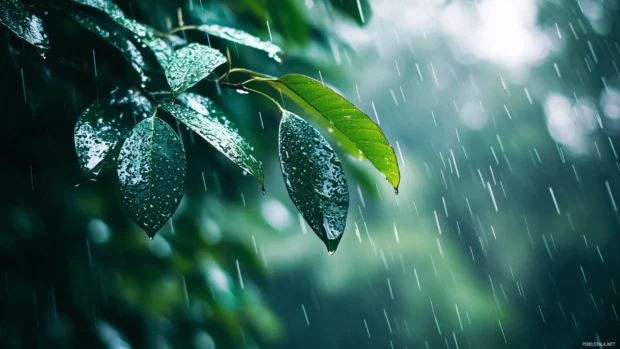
xmin=1 ymin=0 xmax=398 ymax=250
xmin=0 ymin=0 xmax=379 ymax=347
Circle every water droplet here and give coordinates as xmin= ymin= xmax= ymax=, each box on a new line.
xmin=394 ymin=187 xmax=399 ymax=195
xmin=261 ymin=183 xmax=266 ymax=195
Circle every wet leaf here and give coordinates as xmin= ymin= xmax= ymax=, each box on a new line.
xmin=196 ymin=24 xmax=282 ymax=62
xmin=117 ymin=117 xmax=186 ymax=237
xmin=165 ymin=43 xmax=226 ymax=97
xmin=278 ymin=110 xmax=349 ymax=253
xmin=74 ymin=89 xmax=152 ymax=177
xmin=0 ymin=0 xmax=49 ymax=52
xmin=161 ymin=94 xmax=264 ymax=184
xmin=72 ymin=0 xmax=125 ymax=20
xmin=268 ymin=74 xmax=400 ymax=190
xmin=71 ymin=12 xmax=147 ymax=84
xmin=72 ymin=1 xmax=172 ymax=70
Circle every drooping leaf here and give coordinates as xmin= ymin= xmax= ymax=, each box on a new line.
xmin=165 ymin=43 xmax=226 ymax=97
xmin=332 ymin=0 xmax=372 ymax=26
xmin=267 ymin=74 xmax=400 ymax=190
xmin=196 ymin=24 xmax=282 ymax=62
xmin=278 ymin=110 xmax=349 ymax=254
xmin=117 ymin=117 xmax=186 ymax=237
xmin=70 ymin=12 xmax=147 ymax=84
xmin=161 ymin=94 xmax=264 ymax=184
xmin=0 ymin=0 xmax=49 ymax=52
xmin=74 ymin=88 xmax=152 ymax=177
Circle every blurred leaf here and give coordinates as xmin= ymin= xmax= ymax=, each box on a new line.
xmin=278 ymin=110 xmax=349 ymax=253
xmin=268 ymin=74 xmax=400 ymax=190
xmin=117 ymin=117 xmax=186 ymax=237
xmin=1 ymin=0 xmax=49 ymax=52
xmin=331 ymin=0 xmax=372 ymax=26
xmin=161 ymin=94 xmax=264 ymax=184
xmin=165 ymin=43 xmax=226 ymax=97
xmin=266 ymin=0 xmax=309 ymax=44
xmin=70 ymin=12 xmax=147 ymax=83
xmin=196 ymin=24 xmax=282 ymax=62
xmin=74 ymin=88 xmax=152 ymax=177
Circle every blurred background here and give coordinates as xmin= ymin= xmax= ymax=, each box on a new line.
xmin=2 ymin=0 xmax=620 ymax=348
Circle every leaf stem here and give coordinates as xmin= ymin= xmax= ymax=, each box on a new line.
xmin=243 ymin=87 xmax=283 ymax=111
xmin=169 ymin=25 xmax=198 ymax=34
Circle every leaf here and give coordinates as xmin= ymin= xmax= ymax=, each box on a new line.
xmin=117 ymin=117 xmax=186 ymax=237
xmin=161 ymin=94 xmax=264 ymax=184
xmin=72 ymin=0 xmax=125 ymax=20
xmin=72 ymin=0 xmax=173 ymax=70
xmin=278 ymin=110 xmax=349 ymax=254
xmin=0 ymin=0 xmax=49 ymax=52
xmin=267 ymin=74 xmax=400 ymax=190
xmin=74 ymin=88 xmax=152 ymax=177
xmin=196 ymin=24 xmax=282 ymax=62
xmin=70 ymin=12 xmax=147 ymax=83
xmin=165 ymin=43 xmax=226 ymax=97
xmin=332 ymin=0 xmax=372 ymax=26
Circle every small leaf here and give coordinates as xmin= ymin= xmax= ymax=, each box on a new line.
xmin=268 ymin=74 xmax=400 ymax=190
xmin=71 ymin=12 xmax=147 ymax=83
xmin=196 ymin=24 xmax=282 ymax=62
xmin=165 ymin=43 xmax=226 ymax=97
xmin=74 ymin=89 xmax=152 ymax=177
xmin=278 ymin=110 xmax=349 ymax=254
xmin=0 ymin=0 xmax=49 ymax=52
xmin=117 ymin=117 xmax=186 ymax=237
xmin=161 ymin=94 xmax=264 ymax=183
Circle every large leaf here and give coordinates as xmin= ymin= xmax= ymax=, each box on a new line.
xmin=74 ymin=88 xmax=152 ymax=177
xmin=165 ymin=43 xmax=226 ymax=97
xmin=117 ymin=117 xmax=186 ymax=237
xmin=267 ymin=74 xmax=400 ymax=190
xmin=70 ymin=12 xmax=147 ymax=84
xmin=278 ymin=110 xmax=349 ymax=254
xmin=196 ymin=24 xmax=282 ymax=62
xmin=1 ymin=0 xmax=49 ymax=52
xmin=160 ymin=95 xmax=264 ymax=184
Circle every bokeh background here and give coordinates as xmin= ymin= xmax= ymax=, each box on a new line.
xmin=2 ymin=0 xmax=620 ymax=348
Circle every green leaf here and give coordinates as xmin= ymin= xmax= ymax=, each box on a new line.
xmin=0 ymin=0 xmax=49 ymax=52
xmin=332 ymin=0 xmax=372 ymax=26
xmin=117 ymin=117 xmax=186 ymax=237
xmin=72 ymin=0 xmax=172 ymax=70
xmin=70 ymin=12 xmax=147 ymax=84
xmin=196 ymin=24 xmax=282 ymax=62
xmin=74 ymin=89 xmax=152 ymax=177
xmin=161 ymin=94 xmax=264 ymax=184
xmin=278 ymin=110 xmax=349 ymax=254
xmin=267 ymin=74 xmax=400 ymax=190
xmin=165 ymin=43 xmax=226 ymax=97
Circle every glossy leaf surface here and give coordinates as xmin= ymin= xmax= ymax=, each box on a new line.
xmin=196 ymin=24 xmax=282 ymax=62
xmin=74 ymin=88 xmax=152 ymax=177
xmin=1 ymin=0 xmax=49 ymax=51
xmin=279 ymin=110 xmax=349 ymax=253
xmin=161 ymin=95 xmax=264 ymax=183
xmin=117 ymin=117 xmax=186 ymax=237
